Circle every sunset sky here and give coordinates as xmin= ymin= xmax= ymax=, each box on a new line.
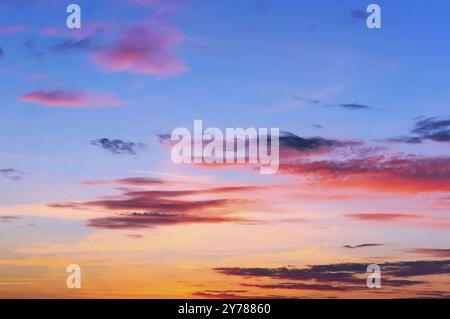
xmin=1 ymin=0 xmax=449 ymax=298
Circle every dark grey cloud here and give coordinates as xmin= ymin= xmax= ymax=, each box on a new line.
xmin=338 ymin=103 xmax=372 ymax=110
xmin=389 ymin=116 xmax=450 ymax=144
xmin=214 ymin=259 xmax=450 ymax=293
xmin=0 ymin=47 xmax=3 ymax=59
xmin=293 ymin=96 xmax=372 ymax=111
xmin=0 ymin=169 xmax=24 ymax=181
xmin=386 ymin=136 xmax=423 ymax=144
xmin=280 ymin=131 xmax=359 ymax=152
xmin=50 ymin=37 xmax=99 ymax=53
xmin=91 ymin=138 xmax=146 ymax=155
xmin=412 ymin=117 xmax=450 ymax=142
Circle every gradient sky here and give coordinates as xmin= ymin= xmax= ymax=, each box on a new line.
xmin=1 ymin=0 xmax=450 ymax=298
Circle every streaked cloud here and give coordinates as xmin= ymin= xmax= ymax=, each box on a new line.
xmin=87 ymin=212 xmax=246 ymax=229
xmin=49 ymin=184 xmax=257 ymax=213
xmin=406 ymin=248 xmax=450 ymax=258
xmin=82 ymin=177 xmax=164 ymax=186
xmin=0 ymin=168 xmax=24 ymax=181
xmin=342 ymin=243 xmax=385 ymax=249
xmin=338 ymin=103 xmax=372 ymax=110
xmin=19 ymin=89 xmax=126 ymax=108
xmin=345 ymin=214 xmax=422 ymax=221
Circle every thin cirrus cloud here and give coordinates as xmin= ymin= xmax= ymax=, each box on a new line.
xmin=19 ymin=89 xmax=126 ymax=108
xmin=292 ymin=96 xmax=372 ymax=111
xmin=82 ymin=177 xmax=165 ymax=186
xmin=342 ymin=243 xmax=385 ymax=249
xmin=0 ymin=168 xmax=24 ymax=181
xmin=338 ymin=103 xmax=372 ymax=110
xmin=345 ymin=213 xmax=450 ymax=230
xmin=406 ymin=248 xmax=450 ymax=258
xmin=0 ymin=216 xmax=21 ymax=223
xmin=345 ymin=213 xmax=422 ymax=221
xmin=91 ymin=25 xmax=187 ymax=77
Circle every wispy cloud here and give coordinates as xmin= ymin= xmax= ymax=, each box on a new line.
xmin=0 ymin=168 xmax=24 ymax=181
xmin=342 ymin=243 xmax=385 ymax=249
xmin=82 ymin=177 xmax=164 ymax=186
xmin=345 ymin=214 xmax=422 ymax=221
xmin=0 ymin=216 xmax=21 ymax=223
xmin=19 ymin=89 xmax=126 ymax=108
xmin=338 ymin=103 xmax=372 ymax=110
xmin=87 ymin=212 xmax=246 ymax=230
xmin=406 ymin=248 xmax=450 ymax=258
xmin=49 ymin=184 xmax=257 ymax=214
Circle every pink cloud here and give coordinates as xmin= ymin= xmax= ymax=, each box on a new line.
xmin=91 ymin=25 xmax=187 ymax=77
xmin=0 ymin=24 xmax=26 ymax=34
xmin=19 ymin=90 xmax=126 ymax=108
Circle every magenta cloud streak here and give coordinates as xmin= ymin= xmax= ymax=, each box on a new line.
xmin=19 ymin=90 xmax=126 ymax=108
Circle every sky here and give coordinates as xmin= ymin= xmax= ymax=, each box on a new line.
xmin=0 ymin=0 xmax=450 ymax=298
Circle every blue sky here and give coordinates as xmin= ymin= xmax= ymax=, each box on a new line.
xmin=1 ymin=0 xmax=450 ymax=299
